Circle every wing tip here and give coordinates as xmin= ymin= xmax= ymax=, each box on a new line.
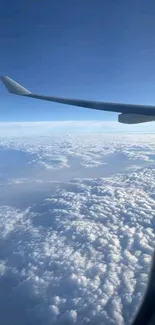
xmin=0 ymin=76 xmax=31 ymax=95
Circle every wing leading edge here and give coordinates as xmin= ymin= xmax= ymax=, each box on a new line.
xmin=1 ymin=76 xmax=155 ymax=124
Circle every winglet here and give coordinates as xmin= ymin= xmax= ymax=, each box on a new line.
xmin=0 ymin=76 xmax=31 ymax=95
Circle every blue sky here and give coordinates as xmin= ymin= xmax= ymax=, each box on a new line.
xmin=0 ymin=0 xmax=155 ymax=121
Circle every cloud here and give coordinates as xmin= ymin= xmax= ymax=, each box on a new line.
xmin=0 ymin=132 xmax=155 ymax=180
xmin=0 ymin=132 xmax=155 ymax=324
xmin=0 ymin=165 xmax=155 ymax=324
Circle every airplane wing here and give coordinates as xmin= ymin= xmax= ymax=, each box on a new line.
xmin=1 ymin=76 xmax=155 ymax=124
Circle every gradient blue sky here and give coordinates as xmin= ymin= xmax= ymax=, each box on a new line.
xmin=0 ymin=0 xmax=155 ymax=121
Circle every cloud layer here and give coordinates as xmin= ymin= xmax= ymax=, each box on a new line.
xmin=0 ymin=130 xmax=155 ymax=324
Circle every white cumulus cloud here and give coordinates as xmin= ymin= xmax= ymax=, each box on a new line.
xmin=0 ymin=128 xmax=155 ymax=324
